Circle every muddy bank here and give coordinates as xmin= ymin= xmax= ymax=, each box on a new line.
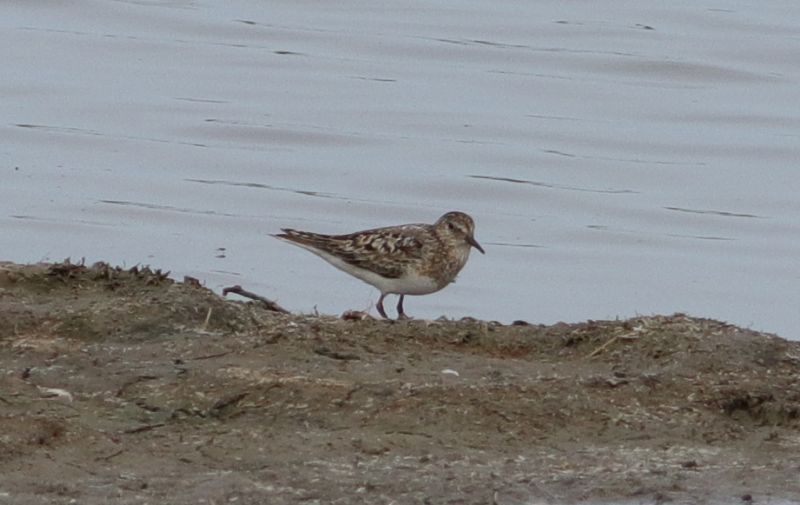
xmin=1 ymin=261 xmax=799 ymax=504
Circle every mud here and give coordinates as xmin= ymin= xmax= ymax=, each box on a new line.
xmin=1 ymin=261 xmax=799 ymax=504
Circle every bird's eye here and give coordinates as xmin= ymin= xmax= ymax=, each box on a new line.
xmin=447 ymin=223 xmax=456 ymax=230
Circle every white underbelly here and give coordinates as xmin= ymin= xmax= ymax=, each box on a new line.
xmin=287 ymin=241 xmax=444 ymax=295
xmin=365 ymin=271 xmax=441 ymax=295
xmin=342 ymin=264 xmax=440 ymax=295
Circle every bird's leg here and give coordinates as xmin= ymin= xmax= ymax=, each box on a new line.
xmin=376 ymin=293 xmax=389 ymax=319
xmin=396 ymin=295 xmax=410 ymax=320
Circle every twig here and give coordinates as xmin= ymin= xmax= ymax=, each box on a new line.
xmin=191 ymin=350 xmax=231 ymax=360
xmin=588 ymin=335 xmax=619 ymax=358
xmin=210 ymin=392 xmax=248 ymax=413
xmin=222 ymin=285 xmax=289 ymax=313
xmin=314 ymin=347 xmax=361 ymax=361
xmin=385 ymin=430 xmax=433 ymax=439
xmin=116 ymin=375 xmax=158 ymax=397
xmin=123 ymin=423 xmax=165 ymax=434
xmin=95 ymin=449 xmax=125 ymax=462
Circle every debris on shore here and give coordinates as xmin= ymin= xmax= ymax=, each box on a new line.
xmin=1 ymin=260 xmax=798 ymax=504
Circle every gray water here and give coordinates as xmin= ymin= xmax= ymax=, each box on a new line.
xmin=2 ymin=1 xmax=799 ymax=339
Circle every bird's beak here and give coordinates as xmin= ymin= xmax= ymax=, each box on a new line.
xmin=467 ymin=235 xmax=485 ymax=254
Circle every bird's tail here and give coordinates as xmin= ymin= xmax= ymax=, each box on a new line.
xmin=272 ymin=229 xmax=330 ymax=248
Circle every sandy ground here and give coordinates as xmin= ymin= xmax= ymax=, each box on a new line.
xmin=1 ymin=261 xmax=799 ymax=505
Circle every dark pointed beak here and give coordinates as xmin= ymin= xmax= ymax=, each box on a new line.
xmin=467 ymin=235 xmax=485 ymax=254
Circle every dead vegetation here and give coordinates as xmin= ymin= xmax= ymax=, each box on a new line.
xmin=1 ymin=260 xmax=799 ymax=504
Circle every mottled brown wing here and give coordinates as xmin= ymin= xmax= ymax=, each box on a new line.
xmin=334 ymin=229 xmax=426 ymax=278
xmin=277 ymin=226 xmax=426 ymax=278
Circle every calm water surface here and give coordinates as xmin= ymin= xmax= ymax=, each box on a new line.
xmin=2 ymin=1 xmax=799 ymax=339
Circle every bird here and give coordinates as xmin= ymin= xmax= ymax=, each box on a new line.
xmin=273 ymin=211 xmax=484 ymax=319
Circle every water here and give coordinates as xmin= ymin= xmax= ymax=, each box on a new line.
xmin=2 ymin=1 xmax=799 ymax=339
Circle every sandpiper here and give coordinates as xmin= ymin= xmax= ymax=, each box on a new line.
xmin=273 ymin=211 xmax=484 ymax=319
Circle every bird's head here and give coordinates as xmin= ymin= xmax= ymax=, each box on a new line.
xmin=436 ymin=211 xmax=485 ymax=254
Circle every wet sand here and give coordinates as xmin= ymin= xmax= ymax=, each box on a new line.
xmin=1 ymin=261 xmax=799 ymax=504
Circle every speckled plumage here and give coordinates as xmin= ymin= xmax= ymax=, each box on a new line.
xmin=273 ymin=211 xmax=484 ymax=319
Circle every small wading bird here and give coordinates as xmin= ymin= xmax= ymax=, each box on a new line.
xmin=273 ymin=211 xmax=484 ymax=319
